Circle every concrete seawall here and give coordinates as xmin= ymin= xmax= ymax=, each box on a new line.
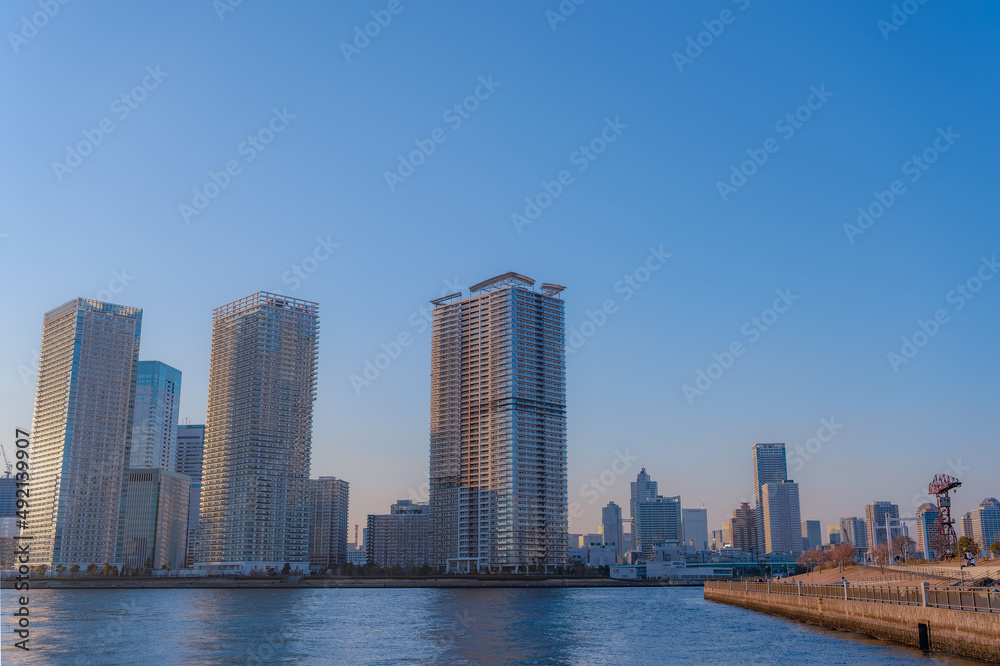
xmin=705 ymin=585 xmax=1000 ymax=662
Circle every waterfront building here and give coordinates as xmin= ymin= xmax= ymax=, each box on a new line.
xmin=175 ymin=424 xmax=205 ymax=567
xmin=682 ymin=508 xmax=709 ymax=552
xmin=196 ymin=292 xmax=319 ymax=573
xmin=122 ymin=468 xmax=191 ymax=570
xmin=630 ymin=468 xmax=658 ymax=541
xmin=827 ymin=526 xmax=841 ymax=545
xmin=969 ymin=498 xmax=1000 ymax=554
xmin=367 ymin=500 xmax=428 ymax=569
xmin=761 ymin=481 xmax=802 ymax=554
xmin=752 ymin=443 xmax=788 ymax=556
xmin=864 ymin=501 xmax=901 ymax=549
xmin=915 ymin=503 xmax=939 ymax=560
xmin=308 ymin=477 xmax=350 ymax=571
xmin=128 ymin=361 xmax=182 ymax=470
xmin=27 ymin=298 xmax=142 ymax=568
xmin=428 ymin=273 xmax=567 ymax=573
xmin=588 ymin=544 xmax=618 ymax=568
xmin=601 ymin=501 xmax=624 ymax=561
xmin=728 ymin=502 xmax=757 ymax=555
xmin=634 ymin=495 xmax=682 ymax=555
xmin=347 ymin=544 xmax=367 ymax=567
xmin=801 ymin=520 xmax=821 ymax=551
xmin=839 ymin=517 xmax=868 ymax=553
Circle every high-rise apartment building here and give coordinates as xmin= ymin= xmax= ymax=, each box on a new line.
xmin=630 ymin=468 xmax=658 ymax=541
xmin=915 ymin=503 xmax=939 ymax=560
xmin=366 ymin=499 xmax=429 ymax=570
xmin=121 ymin=468 xmax=191 ymax=570
xmin=428 ymin=273 xmax=567 ymax=573
xmin=682 ymin=508 xmax=709 ymax=552
xmin=28 ymin=298 xmax=142 ymax=567
xmin=601 ymin=501 xmax=623 ymax=561
xmin=175 ymin=424 xmax=205 ymax=567
xmin=196 ymin=292 xmax=319 ymax=573
xmin=728 ymin=502 xmax=757 ymax=554
xmin=839 ymin=517 xmax=867 ymax=552
xmin=969 ymin=498 xmax=1000 ymax=554
xmin=307 ymin=477 xmax=350 ymax=572
xmin=752 ymin=443 xmax=788 ymax=555
xmin=801 ymin=520 xmax=821 ymax=551
xmin=128 ymin=361 xmax=182 ymax=470
xmin=761 ymin=481 xmax=802 ymax=554
xmin=827 ymin=525 xmax=841 ymax=545
xmin=634 ymin=495 xmax=682 ymax=555
xmin=865 ymin=501 xmax=901 ymax=549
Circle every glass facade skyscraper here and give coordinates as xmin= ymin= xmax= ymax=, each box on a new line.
xmin=196 ymin=292 xmax=319 ymax=573
xmin=752 ymin=443 xmax=788 ymax=556
xmin=28 ymin=298 xmax=142 ymax=567
xmin=428 ymin=273 xmax=567 ymax=573
xmin=176 ymin=424 xmax=206 ymax=567
xmin=128 ymin=361 xmax=182 ymax=470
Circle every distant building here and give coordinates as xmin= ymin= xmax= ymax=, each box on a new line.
xmin=122 ymin=468 xmax=191 ymax=571
xmin=587 ymin=545 xmax=618 ymax=568
xmin=175 ymin=424 xmax=205 ymax=568
xmin=634 ymin=495 xmax=681 ymax=556
xmin=915 ymin=503 xmax=939 ymax=560
xmin=601 ymin=502 xmax=623 ymax=561
xmin=307 ymin=477 xmax=350 ymax=571
xmin=752 ymin=443 xmax=788 ymax=556
xmin=27 ymin=298 xmax=142 ymax=568
xmin=0 ymin=477 xmax=14 ymax=517
xmin=579 ymin=533 xmax=603 ymax=548
xmin=839 ymin=517 xmax=867 ymax=552
xmin=827 ymin=525 xmax=841 ymax=545
xmin=728 ymin=502 xmax=757 ymax=554
xmin=367 ymin=499 xmax=428 ymax=569
xmin=761 ymin=481 xmax=802 ymax=554
xmin=969 ymin=498 xmax=1000 ymax=555
xmin=129 ymin=361 xmax=182 ymax=470
xmin=864 ymin=501 xmax=901 ymax=549
xmin=710 ymin=529 xmax=727 ymax=551
xmin=347 ymin=544 xmax=367 ymax=567
xmin=630 ymin=468 xmax=659 ymax=541
xmin=682 ymin=508 xmax=709 ymax=552
xmin=961 ymin=512 xmax=973 ymax=541
xmin=801 ymin=521 xmax=821 ymax=551
xmin=196 ymin=293 xmax=318 ymax=574
xmin=621 ymin=532 xmax=633 ymax=554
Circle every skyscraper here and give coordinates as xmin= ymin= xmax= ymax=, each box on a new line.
xmin=630 ymin=468 xmax=658 ymax=541
xmin=728 ymin=502 xmax=757 ymax=554
xmin=840 ymin=517 xmax=868 ymax=552
xmin=634 ymin=495 xmax=682 ymax=555
xmin=827 ymin=525 xmax=842 ymax=545
xmin=307 ymin=476 xmax=350 ymax=572
xmin=196 ymin=292 xmax=319 ymax=573
xmin=128 ymin=361 xmax=182 ymax=470
xmin=865 ymin=501 xmax=901 ymax=550
xmin=801 ymin=520 xmax=821 ymax=551
xmin=28 ymin=298 xmax=142 ymax=568
xmin=428 ymin=273 xmax=567 ymax=573
xmin=761 ymin=481 xmax=802 ymax=554
xmin=915 ymin=503 xmax=939 ymax=560
xmin=969 ymin=498 xmax=1000 ymax=554
xmin=175 ymin=424 xmax=205 ymax=567
xmin=601 ymin=501 xmax=623 ymax=561
xmin=752 ymin=443 xmax=788 ymax=556
xmin=682 ymin=508 xmax=709 ymax=552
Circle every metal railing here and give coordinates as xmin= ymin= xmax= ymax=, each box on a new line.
xmin=707 ymin=580 xmax=1000 ymax=613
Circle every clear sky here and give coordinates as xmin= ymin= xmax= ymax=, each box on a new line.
xmin=2 ymin=1 xmax=998 ymax=544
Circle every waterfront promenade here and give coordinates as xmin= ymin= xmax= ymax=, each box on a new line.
xmin=705 ymin=580 xmax=1000 ymax=662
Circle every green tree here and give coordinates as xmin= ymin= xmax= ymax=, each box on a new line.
xmin=55 ymin=564 xmax=67 ymax=576
xmin=989 ymin=541 xmax=1000 ymax=557
xmin=86 ymin=563 xmax=99 ymax=576
xmin=33 ymin=564 xmax=49 ymax=576
xmin=955 ymin=536 xmax=981 ymax=559
xmin=70 ymin=564 xmax=80 ymax=577
xmin=281 ymin=563 xmax=291 ymax=575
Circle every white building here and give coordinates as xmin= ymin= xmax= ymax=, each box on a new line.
xmin=761 ymin=481 xmax=802 ymax=554
xmin=196 ymin=293 xmax=318 ymax=574
xmin=970 ymin=498 xmax=1000 ymax=554
xmin=601 ymin=502 xmax=623 ymax=561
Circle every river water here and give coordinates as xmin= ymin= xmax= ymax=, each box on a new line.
xmin=0 ymin=586 xmax=980 ymax=664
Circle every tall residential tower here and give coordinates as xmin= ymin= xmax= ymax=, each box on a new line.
xmin=128 ymin=361 xmax=182 ymax=470
xmin=28 ymin=299 xmax=142 ymax=567
xmin=428 ymin=273 xmax=567 ymax=573
xmin=196 ymin=292 xmax=319 ymax=573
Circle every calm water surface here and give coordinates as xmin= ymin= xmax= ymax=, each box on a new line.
xmin=0 ymin=587 xmax=981 ymax=664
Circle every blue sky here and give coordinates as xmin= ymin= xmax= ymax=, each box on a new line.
xmin=2 ymin=1 xmax=998 ymax=542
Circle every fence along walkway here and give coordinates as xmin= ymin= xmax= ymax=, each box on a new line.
xmin=707 ymin=580 xmax=1000 ymax=613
